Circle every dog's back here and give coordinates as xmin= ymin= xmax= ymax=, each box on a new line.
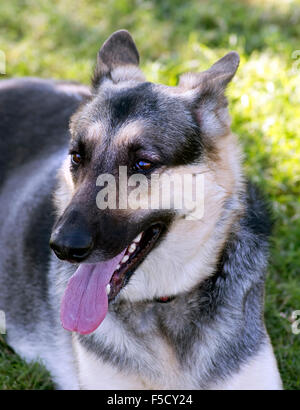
xmin=0 ymin=78 xmax=88 ymax=388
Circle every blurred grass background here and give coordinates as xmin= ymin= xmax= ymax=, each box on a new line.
xmin=0 ymin=0 xmax=299 ymax=390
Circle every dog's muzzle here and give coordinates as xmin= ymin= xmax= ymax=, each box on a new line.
xmin=50 ymin=211 xmax=93 ymax=263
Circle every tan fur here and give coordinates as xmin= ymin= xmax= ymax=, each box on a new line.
xmin=110 ymin=65 xmax=145 ymax=84
xmin=121 ymin=132 xmax=244 ymax=302
xmin=53 ymin=157 xmax=74 ymax=216
xmin=210 ymin=132 xmax=244 ymax=199
xmin=86 ymin=120 xmax=105 ymax=143
xmin=178 ymin=72 xmax=204 ymax=90
xmin=113 ymin=120 xmax=145 ymax=147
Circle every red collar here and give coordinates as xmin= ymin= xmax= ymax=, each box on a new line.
xmin=156 ymin=296 xmax=175 ymax=303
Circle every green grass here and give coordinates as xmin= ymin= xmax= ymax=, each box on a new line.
xmin=0 ymin=335 xmax=53 ymax=389
xmin=0 ymin=0 xmax=299 ymax=390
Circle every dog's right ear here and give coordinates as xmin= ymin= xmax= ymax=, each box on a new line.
xmin=92 ymin=30 xmax=145 ymax=89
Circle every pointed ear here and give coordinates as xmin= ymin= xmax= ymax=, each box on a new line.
xmin=92 ymin=30 xmax=145 ymax=89
xmin=179 ymin=52 xmax=240 ymax=138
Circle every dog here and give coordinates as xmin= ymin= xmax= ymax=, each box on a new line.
xmin=0 ymin=30 xmax=282 ymax=390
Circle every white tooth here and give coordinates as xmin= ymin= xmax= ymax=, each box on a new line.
xmin=121 ymin=255 xmax=129 ymax=264
xmin=133 ymin=232 xmax=143 ymax=243
xmin=106 ymin=284 xmax=111 ymax=295
xmin=128 ymin=243 xmax=136 ymax=253
xmin=115 ymin=264 xmax=120 ymax=270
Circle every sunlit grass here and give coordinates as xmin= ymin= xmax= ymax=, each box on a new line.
xmin=0 ymin=0 xmax=299 ymax=390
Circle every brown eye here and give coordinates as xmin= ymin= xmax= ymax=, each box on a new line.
xmin=134 ymin=160 xmax=153 ymax=172
xmin=71 ymin=152 xmax=82 ymax=165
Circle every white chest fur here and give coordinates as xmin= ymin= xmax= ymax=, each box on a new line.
xmin=72 ymin=326 xmax=282 ymax=390
xmin=72 ymin=314 xmax=196 ymax=390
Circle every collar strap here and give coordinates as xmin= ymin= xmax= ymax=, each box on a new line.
xmin=156 ymin=295 xmax=175 ymax=303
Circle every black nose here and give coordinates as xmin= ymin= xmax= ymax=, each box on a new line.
xmin=50 ymin=228 xmax=93 ymax=262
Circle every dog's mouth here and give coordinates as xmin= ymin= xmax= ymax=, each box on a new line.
xmin=60 ymin=223 xmax=164 ymax=335
xmin=108 ymin=223 xmax=163 ymax=301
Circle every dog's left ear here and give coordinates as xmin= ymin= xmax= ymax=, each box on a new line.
xmin=179 ymin=52 xmax=240 ymax=138
xmin=92 ymin=30 xmax=145 ymax=89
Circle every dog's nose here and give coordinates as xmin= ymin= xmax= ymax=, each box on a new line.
xmin=50 ymin=229 xmax=93 ymax=262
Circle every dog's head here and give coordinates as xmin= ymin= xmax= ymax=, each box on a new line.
xmin=50 ymin=30 xmax=241 ymax=334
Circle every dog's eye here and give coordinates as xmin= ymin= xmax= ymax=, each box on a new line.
xmin=71 ymin=152 xmax=82 ymax=166
xmin=134 ymin=160 xmax=153 ymax=172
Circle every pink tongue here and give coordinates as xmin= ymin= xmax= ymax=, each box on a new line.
xmin=61 ymin=250 xmax=126 ymax=335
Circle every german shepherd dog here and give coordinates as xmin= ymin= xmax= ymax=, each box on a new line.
xmin=0 ymin=30 xmax=282 ymax=389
